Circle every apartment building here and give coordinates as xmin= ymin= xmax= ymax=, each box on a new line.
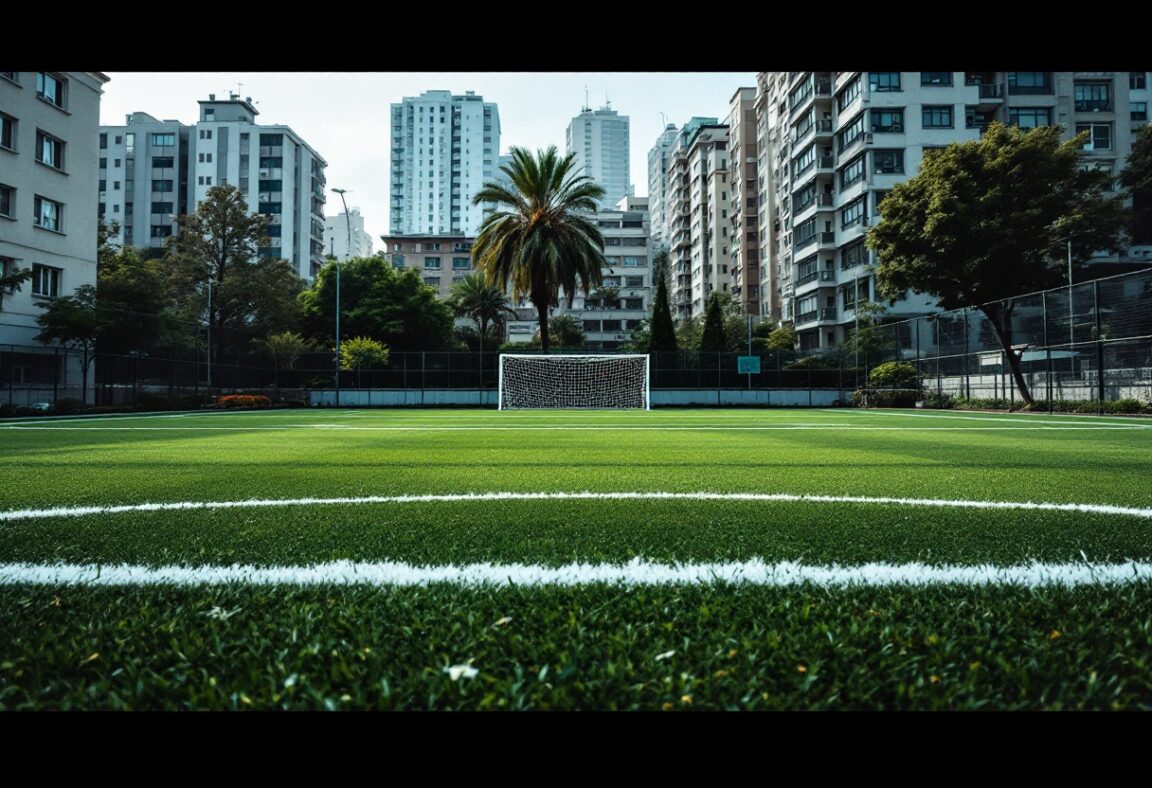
xmin=727 ymin=87 xmax=760 ymax=316
xmin=380 ymin=234 xmax=476 ymax=299
xmin=566 ymin=105 xmax=631 ymax=211
xmin=324 ymin=208 xmax=374 ymax=261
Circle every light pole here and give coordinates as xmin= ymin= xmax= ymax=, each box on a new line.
xmin=1067 ymin=237 xmax=1074 ymax=346
xmin=331 ymin=188 xmax=351 ymax=406
xmin=206 ymin=277 xmax=213 ymax=392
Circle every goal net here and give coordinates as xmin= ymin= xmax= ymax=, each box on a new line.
xmin=498 ymin=354 xmax=650 ymax=410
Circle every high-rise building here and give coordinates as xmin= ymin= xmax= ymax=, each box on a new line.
xmin=324 ymin=208 xmax=373 ymax=261
xmin=98 ymin=93 xmax=328 ymax=280
xmin=389 ymin=90 xmax=500 ymax=237
xmin=1 ymin=71 xmax=110 ymax=402
xmin=646 ymin=123 xmax=679 ymax=251
xmin=726 ymin=87 xmax=760 ymax=316
xmin=757 ymin=71 xmax=1152 ymax=351
xmin=666 ymin=120 xmax=728 ymax=320
xmin=190 ymin=94 xmax=328 ymax=280
xmin=98 ymin=113 xmax=190 ymax=252
xmin=566 ymin=105 xmax=631 ymax=211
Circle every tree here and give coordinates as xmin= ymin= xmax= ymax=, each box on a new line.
xmin=648 ymin=251 xmax=678 ymax=353
xmin=254 ymin=331 xmax=315 ymax=388
xmin=867 ymin=122 xmax=1128 ymax=405
xmin=699 ymin=292 xmax=729 ymax=353
xmin=35 ymin=284 xmax=102 ymax=404
xmin=472 ymin=146 xmax=606 ymax=352
xmin=839 ymin=301 xmax=889 ymax=377
xmin=164 ymin=184 xmax=270 ymax=363
xmin=97 ymin=244 xmax=182 ymax=354
xmin=675 ymin=315 xmax=702 ymax=351
xmin=544 ymin=314 xmax=585 ymax=348
xmin=214 ymin=257 xmax=305 ymax=343
xmin=340 ymin=336 xmax=389 ymax=371
xmin=763 ymin=326 xmax=797 ymax=351
xmin=1121 ymin=124 xmax=1152 ymax=244
xmin=0 ymin=262 xmax=33 ymax=316
xmin=447 ymin=273 xmax=517 ymax=344
xmin=300 ymin=256 xmax=455 ymax=351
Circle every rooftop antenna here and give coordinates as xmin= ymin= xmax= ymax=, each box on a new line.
xmin=583 ymin=85 xmax=589 ymax=112
xmin=605 ymin=89 xmax=610 ymax=109
xmin=660 ymin=112 xmax=667 ymax=128
xmin=236 ymin=82 xmax=243 ymax=97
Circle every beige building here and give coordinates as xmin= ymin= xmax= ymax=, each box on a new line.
xmin=381 ymin=234 xmax=476 ymax=299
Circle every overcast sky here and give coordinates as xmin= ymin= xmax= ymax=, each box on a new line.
xmin=100 ymin=72 xmax=756 ymax=242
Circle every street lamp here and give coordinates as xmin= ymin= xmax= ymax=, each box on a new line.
xmin=331 ymin=188 xmax=351 ymax=406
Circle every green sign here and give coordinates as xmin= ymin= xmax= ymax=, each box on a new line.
xmin=737 ymin=356 xmax=761 ymax=374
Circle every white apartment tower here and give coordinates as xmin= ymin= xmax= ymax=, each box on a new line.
xmin=566 ymin=105 xmax=631 ymax=211
xmin=757 ymin=71 xmax=1152 ymax=352
xmin=646 ymin=123 xmax=679 ymax=250
xmin=324 ymin=208 xmax=373 ymax=261
xmin=1 ymin=71 xmax=109 ymax=402
xmin=189 ymin=94 xmax=328 ymax=280
xmin=389 ymin=90 xmax=500 ymax=237
xmin=98 ymin=113 xmax=191 ymax=252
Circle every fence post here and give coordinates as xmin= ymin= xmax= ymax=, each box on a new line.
xmin=1094 ymin=280 xmax=1105 ymax=409
xmin=8 ymin=345 xmax=14 ymax=407
xmin=1042 ymin=291 xmax=1051 ymax=411
xmin=421 ymin=352 xmax=426 ymax=407
xmin=53 ymin=347 xmax=60 ymax=407
xmin=963 ymin=309 xmax=971 ymax=400
xmin=132 ymin=353 xmax=139 ymax=408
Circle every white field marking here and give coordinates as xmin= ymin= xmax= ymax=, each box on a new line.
xmin=2 ymin=424 xmax=1147 ymax=433
xmin=3 ymin=490 xmax=1152 ymax=524
xmin=1 ymin=558 xmax=1150 ymax=588
xmin=853 ymin=409 xmax=1150 ymax=427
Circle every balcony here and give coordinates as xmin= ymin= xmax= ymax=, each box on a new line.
xmin=815 ymin=81 xmax=832 ymax=97
xmin=818 ymin=231 xmax=837 ymax=249
xmin=795 ymin=307 xmax=838 ymax=326
xmin=813 ymin=119 xmax=834 ymax=139
xmin=1075 ymin=100 xmax=1114 ymax=113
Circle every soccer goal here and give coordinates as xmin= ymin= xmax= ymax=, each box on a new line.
xmin=498 ymin=354 xmax=650 ymax=410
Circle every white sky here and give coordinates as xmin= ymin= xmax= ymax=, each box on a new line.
xmin=100 ymin=72 xmax=756 ymax=242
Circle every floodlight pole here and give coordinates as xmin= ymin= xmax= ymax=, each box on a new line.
xmin=1067 ymin=238 xmax=1074 ymax=346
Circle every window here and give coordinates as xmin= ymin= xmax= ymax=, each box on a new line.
xmin=1007 ymin=72 xmax=1052 ymax=95
xmin=31 ymin=264 xmax=61 ymax=297
xmin=0 ymin=256 xmax=15 ymax=291
xmin=423 ymin=276 xmax=440 ymax=287
xmin=1008 ymin=107 xmax=1052 ymax=129
xmin=151 ymin=202 xmax=173 ymax=215
xmin=1074 ymin=81 xmax=1112 ymax=112
xmin=1 ymin=113 xmax=16 ymax=151
xmin=871 ymin=108 xmax=904 ymax=133
xmin=1133 ymin=102 xmax=1149 ymax=122
xmin=199 ymin=129 xmax=213 ymax=140
xmin=112 ymin=181 xmax=119 ymax=190
xmin=0 ymin=72 xmax=17 ymax=84
xmin=115 ymin=135 xmax=121 ymax=144
xmin=837 ymin=75 xmax=861 ymax=113
xmin=922 ymin=105 xmax=954 ymax=128
xmin=36 ymin=72 xmax=65 ymax=108
xmin=152 ymin=156 xmax=174 ymax=168
xmin=112 ymin=204 xmax=119 ymax=213
xmin=872 ymin=149 xmax=904 ymax=174
xmin=153 ymin=180 xmax=174 ymax=192
xmin=259 ymin=156 xmax=283 ymax=168
xmin=1130 ymin=73 xmax=1147 ymax=90
xmin=792 ymin=143 xmax=816 ymax=176
xmin=258 ymin=180 xmax=282 ymax=192
xmin=259 ymin=133 xmax=283 ymax=146
xmin=98 ymin=202 xmax=105 ymax=216
xmin=150 ymin=225 xmax=172 ymax=238
xmin=869 ymin=72 xmax=901 ymax=92
xmin=99 ymin=157 xmax=106 ymax=169
xmin=1075 ymin=123 xmax=1113 ymax=151
xmin=151 ymin=133 xmax=175 ymax=147
xmin=34 ymin=196 xmax=62 ymax=232
xmin=198 ymin=152 xmax=214 ymax=163
xmin=0 ymin=183 xmax=13 ymax=218
xmin=424 ymin=257 xmax=441 ymax=269
xmin=921 ymin=72 xmax=953 ymax=86
xmin=839 ymin=239 xmax=868 ymax=271
xmin=98 ymin=132 xmax=107 ymax=150
xmin=452 ymin=257 xmax=470 ymax=269
xmin=841 ymin=196 xmax=866 ymax=229
xmin=839 ymin=154 xmax=865 ymax=190
xmin=114 ymin=159 xmax=120 ymax=167
xmin=837 ymin=112 xmax=866 ymax=152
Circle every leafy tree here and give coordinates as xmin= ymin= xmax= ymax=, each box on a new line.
xmin=699 ymin=292 xmax=729 ymax=353
xmin=447 ymin=273 xmax=517 ymax=345
xmin=763 ymin=326 xmax=797 ymax=351
xmin=1120 ymin=124 xmax=1152 ymax=244
xmin=164 ymin=184 xmax=270 ymax=362
xmin=340 ymin=336 xmax=389 ymax=371
xmin=867 ymin=122 xmax=1128 ymax=405
xmin=0 ymin=262 xmax=33 ymax=316
xmin=675 ymin=315 xmax=702 ymax=351
xmin=254 ymin=330 xmax=315 ymax=387
xmin=214 ymin=257 xmax=305 ymax=343
xmin=534 ymin=314 xmax=585 ymax=348
xmin=300 ymin=256 xmax=455 ymax=351
xmin=34 ymin=285 xmax=101 ymax=403
xmin=839 ymin=301 xmax=890 ymax=376
xmin=97 ymin=244 xmax=182 ymax=354
xmin=472 ymin=146 xmax=606 ymax=352
xmin=648 ymin=263 xmax=678 ymax=353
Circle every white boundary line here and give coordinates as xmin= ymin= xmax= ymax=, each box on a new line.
xmin=3 ymin=490 xmax=1151 ymax=523
xmin=2 ymin=424 xmax=1147 ymax=432
xmin=1 ymin=558 xmax=1150 ymax=587
xmin=853 ymin=409 xmax=1149 ymax=426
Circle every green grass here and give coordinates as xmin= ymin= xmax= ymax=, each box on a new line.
xmin=1 ymin=408 xmax=1150 ymax=710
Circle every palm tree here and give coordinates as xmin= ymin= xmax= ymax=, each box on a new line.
xmin=472 ymin=146 xmax=606 ymax=352
xmin=447 ymin=273 xmax=517 ymax=344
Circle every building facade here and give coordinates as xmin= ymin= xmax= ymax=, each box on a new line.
xmin=727 ymin=87 xmax=760 ymax=316
xmin=380 ymin=234 xmax=476 ymax=299
xmin=98 ymin=94 xmax=328 ymax=280
xmin=646 ymin=123 xmax=679 ymax=251
xmin=324 ymin=208 xmax=373 ymax=261
xmin=389 ymin=91 xmax=500 ymax=237
xmin=1 ymin=70 xmax=109 ymax=402
xmin=756 ymin=71 xmax=1152 ymax=352
xmin=566 ymin=106 xmax=631 ymax=211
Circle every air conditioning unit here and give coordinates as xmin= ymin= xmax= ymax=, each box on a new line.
xmin=863 ymin=133 xmax=874 ymax=144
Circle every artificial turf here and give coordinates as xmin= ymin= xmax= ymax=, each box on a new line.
xmin=1 ymin=407 xmax=1149 ymax=710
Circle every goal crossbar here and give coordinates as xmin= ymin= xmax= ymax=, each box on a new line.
xmin=498 ymin=354 xmax=651 ymax=410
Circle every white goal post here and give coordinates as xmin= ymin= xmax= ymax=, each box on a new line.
xmin=498 ymin=354 xmax=651 ymax=410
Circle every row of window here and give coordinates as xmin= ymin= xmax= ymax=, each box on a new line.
xmin=0 ymin=256 xmax=63 ymax=298
xmin=1 ymin=116 xmax=71 ymax=174
xmin=0 ymin=185 xmax=66 ymax=232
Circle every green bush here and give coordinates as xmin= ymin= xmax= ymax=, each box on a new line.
xmin=852 ymin=389 xmax=919 ymax=408
xmin=921 ymin=392 xmax=955 ymax=409
xmin=867 ymin=361 xmax=921 ymax=390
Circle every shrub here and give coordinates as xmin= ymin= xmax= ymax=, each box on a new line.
xmin=853 ymin=388 xmax=919 ymax=408
xmin=867 ymin=361 xmax=921 ymax=390
xmin=215 ymin=394 xmax=272 ymax=409
xmin=921 ymin=392 xmax=955 ymax=409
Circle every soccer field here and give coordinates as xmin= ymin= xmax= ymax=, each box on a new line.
xmin=2 ymin=407 xmax=1151 ymax=710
